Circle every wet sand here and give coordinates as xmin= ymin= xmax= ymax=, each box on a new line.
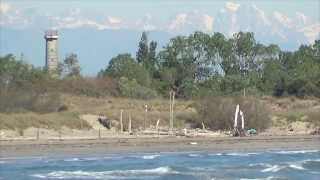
xmin=1 ymin=135 xmax=319 ymax=158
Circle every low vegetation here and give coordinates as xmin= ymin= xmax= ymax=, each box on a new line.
xmin=194 ymin=96 xmax=270 ymax=131
xmin=0 ymin=112 xmax=91 ymax=132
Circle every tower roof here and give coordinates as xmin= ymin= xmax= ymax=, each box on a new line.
xmin=45 ymin=30 xmax=58 ymax=39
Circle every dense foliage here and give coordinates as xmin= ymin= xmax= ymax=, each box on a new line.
xmin=101 ymin=31 xmax=320 ymax=98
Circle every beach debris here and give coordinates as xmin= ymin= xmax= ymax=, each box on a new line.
xmin=234 ymin=104 xmax=240 ymax=128
xmin=310 ymin=127 xmax=320 ymax=135
xmin=98 ymin=115 xmax=112 ymax=129
xmin=240 ymin=110 xmax=245 ymax=130
xmin=202 ymin=122 xmax=205 ymax=130
xmin=156 ymin=119 xmax=160 ymax=130
xmin=247 ymin=128 xmax=257 ymax=135
xmin=190 ymin=142 xmax=198 ymax=145
xmin=233 ymin=104 xmax=246 ymax=137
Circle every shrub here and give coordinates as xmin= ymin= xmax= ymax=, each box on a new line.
xmin=118 ymin=77 xmax=157 ymax=99
xmin=194 ymin=96 xmax=271 ymax=131
xmin=60 ymin=77 xmax=119 ymax=97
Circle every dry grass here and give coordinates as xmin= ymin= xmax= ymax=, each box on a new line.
xmin=62 ymin=94 xmax=193 ymax=129
xmin=267 ymin=96 xmax=320 ymax=127
xmin=0 ymin=112 xmax=91 ymax=132
xmin=1 ymin=94 xmax=319 ymax=132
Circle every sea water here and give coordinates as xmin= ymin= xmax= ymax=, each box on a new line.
xmin=0 ymin=149 xmax=319 ymax=180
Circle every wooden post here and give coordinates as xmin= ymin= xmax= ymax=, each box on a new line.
xmin=120 ymin=109 xmax=123 ymax=133
xmin=144 ymin=104 xmax=148 ymax=130
xmin=169 ymin=91 xmax=175 ymax=136
xmin=128 ymin=111 xmax=132 ymax=134
xmin=37 ymin=128 xmax=40 ymax=140
xmin=156 ymin=119 xmax=160 ymax=136
xmin=98 ymin=128 xmax=101 ymax=139
xmin=169 ymin=91 xmax=172 ymax=135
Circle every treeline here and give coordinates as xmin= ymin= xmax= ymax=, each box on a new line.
xmin=0 ymin=31 xmax=319 ymax=113
xmin=100 ymin=31 xmax=320 ymax=98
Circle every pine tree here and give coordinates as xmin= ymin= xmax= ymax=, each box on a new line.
xmin=136 ymin=32 xmax=149 ymax=64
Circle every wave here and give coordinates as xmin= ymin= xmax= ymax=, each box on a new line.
xmin=261 ymin=165 xmax=284 ymax=172
xmin=188 ymin=154 xmax=202 ymax=157
xmin=227 ymin=152 xmax=260 ymax=156
xmin=240 ymin=176 xmax=275 ymax=180
xmin=273 ymin=150 xmax=319 ymax=154
xmin=32 ymin=166 xmax=178 ymax=179
xmin=209 ymin=152 xmax=260 ymax=157
xmin=249 ymin=163 xmax=272 ymax=168
xmin=289 ymin=164 xmax=305 ymax=170
xmin=142 ymin=154 xmax=160 ymax=160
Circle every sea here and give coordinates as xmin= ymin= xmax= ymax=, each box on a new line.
xmin=0 ymin=149 xmax=319 ymax=180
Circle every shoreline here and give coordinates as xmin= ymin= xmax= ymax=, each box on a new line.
xmin=1 ymin=135 xmax=319 ymax=158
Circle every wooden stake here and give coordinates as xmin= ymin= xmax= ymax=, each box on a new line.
xmin=156 ymin=119 xmax=160 ymax=136
xmin=169 ymin=91 xmax=175 ymax=136
xmin=98 ymin=128 xmax=101 ymax=139
xmin=37 ymin=128 xmax=40 ymax=140
xmin=144 ymin=104 xmax=148 ymax=130
xmin=120 ymin=109 xmax=123 ymax=133
xmin=128 ymin=112 xmax=132 ymax=134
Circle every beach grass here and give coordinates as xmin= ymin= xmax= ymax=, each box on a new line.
xmin=0 ymin=112 xmax=91 ymax=132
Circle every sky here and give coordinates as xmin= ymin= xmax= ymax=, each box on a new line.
xmin=0 ymin=0 xmax=319 ymax=75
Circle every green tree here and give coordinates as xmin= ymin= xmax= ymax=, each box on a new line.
xmin=102 ymin=53 xmax=151 ymax=87
xmin=63 ymin=53 xmax=81 ymax=78
xmin=136 ymin=31 xmax=149 ymax=64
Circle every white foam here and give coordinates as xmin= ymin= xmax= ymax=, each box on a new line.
xmin=273 ymin=150 xmax=319 ymax=154
xmin=142 ymin=155 xmax=160 ymax=160
xmin=188 ymin=154 xmax=202 ymax=157
xmin=241 ymin=176 xmax=275 ymax=180
xmin=32 ymin=166 xmax=178 ymax=179
xmin=261 ymin=165 xmax=284 ymax=172
xmin=249 ymin=163 xmax=272 ymax=168
xmin=289 ymin=164 xmax=305 ymax=170
xmin=226 ymin=152 xmax=260 ymax=156
xmin=209 ymin=152 xmax=259 ymax=157
xmin=64 ymin=158 xmax=80 ymax=162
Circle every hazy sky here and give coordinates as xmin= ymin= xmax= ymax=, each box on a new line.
xmin=1 ymin=0 xmax=319 ymax=74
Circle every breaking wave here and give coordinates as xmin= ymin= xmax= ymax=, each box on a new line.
xmin=209 ymin=152 xmax=260 ymax=157
xmin=142 ymin=154 xmax=160 ymax=160
xmin=261 ymin=165 xmax=284 ymax=172
xmin=32 ymin=166 xmax=178 ymax=179
xmin=272 ymin=150 xmax=319 ymax=154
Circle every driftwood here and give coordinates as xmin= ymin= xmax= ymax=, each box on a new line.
xmin=98 ymin=116 xmax=112 ymax=129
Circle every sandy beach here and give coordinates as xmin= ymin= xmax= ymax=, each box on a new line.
xmin=1 ymin=135 xmax=319 ymax=158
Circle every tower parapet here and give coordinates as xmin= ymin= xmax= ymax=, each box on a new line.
xmin=44 ymin=30 xmax=59 ymax=73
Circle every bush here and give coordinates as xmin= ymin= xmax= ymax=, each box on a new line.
xmin=194 ymin=96 xmax=271 ymax=131
xmin=118 ymin=77 xmax=157 ymax=99
xmin=60 ymin=77 xmax=119 ymax=97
